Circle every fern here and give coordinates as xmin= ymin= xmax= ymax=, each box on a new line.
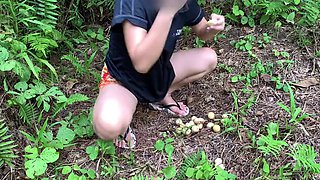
xmin=288 ymin=144 xmax=320 ymax=173
xmin=28 ymin=0 xmax=59 ymax=29
xmin=19 ymin=103 xmax=39 ymax=125
xmin=176 ymin=151 xmax=202 ymax=180
xmin=53 ymin=93 xmax=89 ymax=117
xmin=298 ymin=0 xmax=320 ymax=26
xmin=0 ymin=119 xmax=18 ymax=167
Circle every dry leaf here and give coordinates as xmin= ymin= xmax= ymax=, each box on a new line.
xmin=260 ymin=74 xmax=272 ymax=82
xmin=293 ymin=78 xmax=319 ymax=88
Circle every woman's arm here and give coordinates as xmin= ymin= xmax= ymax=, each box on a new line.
xmin=192 ymin=14 xmax=225 ymax=41
xmin=123 ymin=0 xmax=187 ymax=74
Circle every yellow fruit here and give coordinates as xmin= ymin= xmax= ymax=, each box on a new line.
xmin=175 ymin=118 xmax=183 ymax=126
xmin=185 ymin=129 xmax=192 ymax=135
xmin=207 ymin=122 xmax=214 ymax=128
xmin=197 ymin=124 xmax=203 ymax=129
xmin=191 ymin=116 xmax=197 ymax=121
xmin=208 ymin=112 xmax=215 ymax=120
xmin=192 ymin=126 xmax=200 ymax=133
xmin=207 ymin=19 xmax=217 ymax=26
xmin=176 ymin=127 xmax=183 ymax=134
xmin=194 ymin=118 xmax=205 ymax=124
xmin=212 ymin=125 xmax=221 ymax=133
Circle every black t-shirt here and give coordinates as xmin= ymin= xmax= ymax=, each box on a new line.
xmin=105 ymin=0 xmax=205 ymax=103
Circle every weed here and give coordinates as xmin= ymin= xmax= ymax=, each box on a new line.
xmin=257 ymin=122 xmax=288 ymax=157
xmin=61 ymin=164 xmax=96 ymax=179
xmin=0 ymin=119 xmax=17 ymax=167
xmin=277 ymin=84 xmax=309 ymax=127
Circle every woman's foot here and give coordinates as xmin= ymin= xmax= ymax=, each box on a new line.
xmin=149 ymin=95 xmax=189 ymax=117
xmin=113 ymin=127 xmax=136 ymax=149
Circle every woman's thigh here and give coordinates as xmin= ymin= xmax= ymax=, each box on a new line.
xmin=170 ymin=47 xmax=217 ymax=85
xmin=93 ymin=83 xmax=138 ymax=140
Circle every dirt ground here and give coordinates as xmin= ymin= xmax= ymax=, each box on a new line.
xmin=1 ymin=25 xmax=319 ymax=179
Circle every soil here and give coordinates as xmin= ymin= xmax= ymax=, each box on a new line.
xmin=1 ymin=25 xmax=319 ymax=179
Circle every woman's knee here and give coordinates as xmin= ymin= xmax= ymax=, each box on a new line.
xmin=93 ymin=109 xmax=131 ymax=140
xmin=201 ymin=47 xmax=218 ymax=71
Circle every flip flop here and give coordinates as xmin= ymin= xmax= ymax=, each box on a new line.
xmin=116 ymin=126 xmax=136 ymax=149
xmin=149 ymin=99 xmax=190 ymax=117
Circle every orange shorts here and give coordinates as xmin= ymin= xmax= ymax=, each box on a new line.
xmin=99 ymin=63 xmax=119 ymax=88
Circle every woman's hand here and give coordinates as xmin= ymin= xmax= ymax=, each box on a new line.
xmin=206 ymin=14 xmax=225 ymax=32
xmin=160 ymin=0 xmax=188 ymax=15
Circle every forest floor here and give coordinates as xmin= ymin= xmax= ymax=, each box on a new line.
xmin=2 ymin=25 xmax=320 ymax=179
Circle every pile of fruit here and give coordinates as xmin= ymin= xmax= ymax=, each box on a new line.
xmin=175 ymin=112 xmax=223 ymax=136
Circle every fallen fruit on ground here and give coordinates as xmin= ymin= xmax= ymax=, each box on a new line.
xmin=185 ymin=129 xmax=192 ymax=135
xmin=208 ymin=112 xmax=215 ymax=119
xmin=207 ymin=122 xmax=214 ymax=128
xmin=197 ymin=124 xmax=203 ymax=129
xmin=175 ymin=118 xmax=183 ymax=126
xmin=192 ymin=125 xmax=200 ymax=133
xmin=191 ymin=116 xmax=197 ymax=121
xmin=212 ymin=125 xmax=221 ymax=133
xmin=194 ymin=117 xmax=205 ymax=124
xmin=222 ymin=114 xmax=228 ymax=119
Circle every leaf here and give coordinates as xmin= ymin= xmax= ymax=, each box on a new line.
xmin=292 ymin=78 xmax=319 ymax=88
xmin=40 ymin=147 xmax=59 ymax=163
xmin=262 ymin=159 xmax=270 ymax=175
xmin=260 ymin=15 xmax=270 ymax=25
xmin=62 ymin=166 xmax=72 ymax=175
xmin=24 ymin=145 xmax=38 ymax=159
xmin=286 ymin=12 xmax=295 ymax=24
xmin=86 ymin=145 xmax=99 ymax=160
xmin=0 ymin=46 xmax=9 ymax=62
xmin=186 ymin=168 xmax=195 ymax=178
xmin=162 ymin=166 xmax=176 ymax=179
xmin=245 ymin=42 xmax=253 ymax=51
xmin=241 ymin=16 xmax=248 ymax=25
xmin=20 ymin=52 xmax=39 ymax=79
xmin=277 ymin=102 xmax=290 ymax=114
xmin=14 ymin=81 xmax=28 ymax=92
xmin=56 ymin=126 xmax=75 ymax=144
xmin=87 ymin=169 xmax=96 ymax=179
xmin=154 ymin=140 xmax=165 ymax=151
xmin=231 ymin=76 xmax=239 ymax=83
xmin=25 ymin=158 xmax=47 ymax=179
xmin=294 ymin=0 xmax=300 ymax=5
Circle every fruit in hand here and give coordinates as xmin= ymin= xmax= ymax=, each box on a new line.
xmin=207 ymin=19 xmax=218 ymax=26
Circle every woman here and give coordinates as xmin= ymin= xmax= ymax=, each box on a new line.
xmin=93 ymin=0 xmax=225 ymax=148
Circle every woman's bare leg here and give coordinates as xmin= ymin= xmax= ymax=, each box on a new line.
xmin=93 ymin=84 xmax=138 ymax=148
xmin=161 ymin=47 xmax=218 ymax=115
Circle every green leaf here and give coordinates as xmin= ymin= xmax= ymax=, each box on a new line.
xmin=20 ymin=52 xmax=39 ymax=79
xmin=87 ymin=169 xmax=96 ymax=179
xmin=241 ymin=16 xmax=248 ymax=25
xmin=40 ymin=147 xmax=59 ymax=163
xmin=162 ymin=166 xmax=176 ymax=179
xmin=294 ymin=0 xmax=300 ymax=5
xmin=25 ymin=158 xmax=47 ymax=179
xmin=0 ymin=46 xmax=9 ymax=62
xmin=24 ymin=145 xmax=38 ymax=159
xmin=286 ymin=12 xmax=295 ymax=24
xmin=86 ymin=145 xmax=99 ymax=160
xmin=245 ymin=43 xmax=253 ymax=51
xmin=262 ymin=159 xmax=270 ymax=175
xmin=62 ymin=166 xmax=72 ymax=175
xmin=231 ymin=76 xmax=239 ymax=83
xmin=186 ymin=167 xmax=195 ymax=178
xmin=260 ymin=15 xmax=270 ymax=25
xmin=196 ymin=170 xmax=203 ymax=179
xmin=57 ymin=126 xmax=75 ymax=144
xmin=154 ymin=140 xmax=165 ymax=151
xmin=14 ymin=81 xmax=28 ymax=92
xmin=68 ymin=172 xmax=80 ymax=180
xmin=277 ymin=102 xmax=290 ymax=114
